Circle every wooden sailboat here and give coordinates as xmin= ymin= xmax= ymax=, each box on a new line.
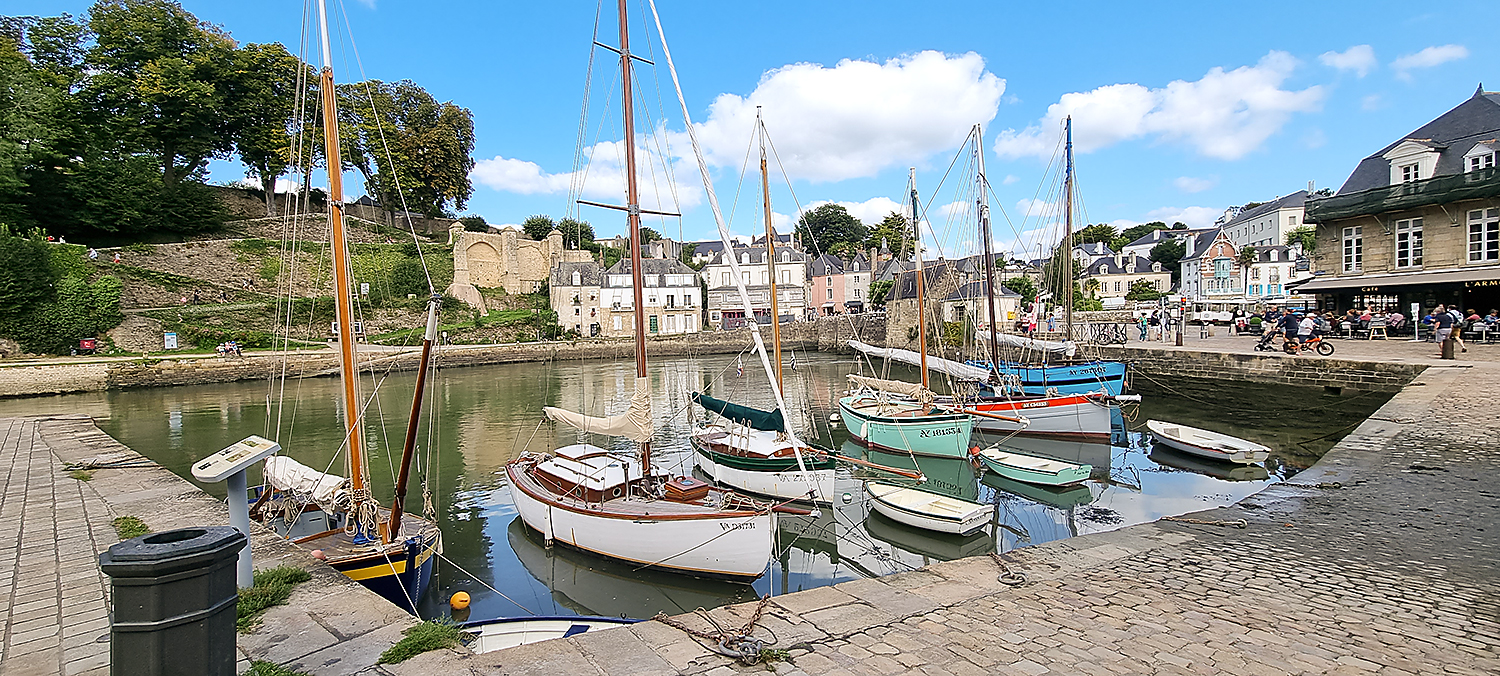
xmin=505 ymin=0 xmax=783 ymax=582
xmin=840 ymin=169 xmax=975 ymax=458
xmin=252 ymin=0 xmax=441 ymax=612
xmin=691 ymin=110 xmax=836 ymax=503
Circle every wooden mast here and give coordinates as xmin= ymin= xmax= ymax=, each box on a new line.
xmin=759 ymin=109 xmax=783 ymax=391
xmin=388 ymin=295 xmax=439 ymax=542
xmin=910 ymin=168 xmax=928 ymax=390
xmin=316 ymin=0 xmax=367 ymax=501
xmin=617 ymin=0 xmax=651 ymax=470
xmin=975 ymin=125 xmax=1001 ymax=374
xmin=1064 ymin=116 xmax=1074 ymax=339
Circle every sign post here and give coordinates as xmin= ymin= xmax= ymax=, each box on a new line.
xmin=1176 ymin=297 xmax=1185 ymax=347
xmin=191 ymin=436 xmax=282 ymax=588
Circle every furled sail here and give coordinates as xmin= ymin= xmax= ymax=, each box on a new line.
xmin=847 ymin=374 xmax=936 ymax=407
xmin=846 ymin=340 xmax=992 ymax=381
xmin=976 ymin=331 xmax=1077 ymax=357
xmin=544 ymin=377 xmax=654 ymax=443
xmin=691 ymin=392 xmax=785 ymax=432
xmin=264 ymin=455 xmax=347 ymax=505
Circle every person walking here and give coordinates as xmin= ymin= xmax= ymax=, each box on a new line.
xmin=1149 ymin=310 xmax=1161 ymax=340
xmin=1433 ymin=304 xmax=1456 ymax=357
xmin=1137 ymin=313 xmax=1149 ymax=341
xmin=88 ymin=247 xmax=98 ymax=261
xmin=1451 ymin=306 xmax=1470 ymax=353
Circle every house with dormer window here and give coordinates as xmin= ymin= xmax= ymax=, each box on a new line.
xmin=1302 ymin=85 xmax=1500 ymax=315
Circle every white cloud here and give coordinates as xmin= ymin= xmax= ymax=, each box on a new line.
xmin=1391 ymin=44 xmax=1469 ymax=81
xmin=993 ymin=51 xmax=1324 ymax=161
xmin=1144 ymin=206 xmax=1220 ymax=229
xmin=801 ymin=196 xmax=906 ymax=225
xmin=1319 ymin=45 xmax=1376 ymax=77
xmin=1361 ymin=94 xmax=1383 ymax=111
xmin=471 ymin=135 xmax=702 ymax=214
xmin=1001 ymin=174 xmax=1019 ymax=185
xmin=1173 ymin=176 xmax=1216 ymax=193
xmin=1017 ymin=198 xmax=1058 ymax=218
xmin=693 ymin=51 xmax=1005 ymax=182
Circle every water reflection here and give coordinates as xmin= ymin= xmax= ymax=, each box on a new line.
xmin=0 ymin=353 xmax=1390 ymax=622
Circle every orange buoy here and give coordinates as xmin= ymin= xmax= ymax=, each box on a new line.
xmin=450 ymin=591 xmax=471 ymax=610
xmin=968 ymin=446 xmax=981 ymax=456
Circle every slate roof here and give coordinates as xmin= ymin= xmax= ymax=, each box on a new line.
xmin=809 ymin=254 xmax=844 ymax=277
xmin=1084 ymin=256 xmax=1162 ymax=275
xmin=550 ymin=261 xmax=604 ymax=287
xmin=886 ymin=262 xmax=955 ymax=302
xmin=1074 ymin=242 xmax=1114 ymax=256
xmin=709 ymin=246 xmax=808 ymax=266
xmin=601 ymin=258 xmax=697 ymax=287
xmin=1220 ymin=191 xmax=1309 ymax=227
xmin=1338 ymin=87 xmax=1500 ymax=194
xmin=690 ymin=240 xmax=726 ymax=256
xmin=1183 ymin=229 xmax=1225 ymax=262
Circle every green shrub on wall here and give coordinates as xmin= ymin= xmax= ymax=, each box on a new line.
xmin=0 ymin=229 xmax=125 ymax=353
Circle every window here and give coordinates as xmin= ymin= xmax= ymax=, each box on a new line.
xmin=721 ymin=273 xmax=730 ymax=286
xmin=781 ymin=252 xmax=789 ymax=262
xmin=666 ymin=295 xmax=675 ymax=308
xmin=1289 ymin=215 xmax=1297 ymax=227
xmin=854 ymin=288 xmax=861 ymax=299
xmin=1213 ymin=259 xmax=1232 ymax=278
xmin=1470 ymin=208 xmax=1500 ymax=263
xmin=781 ymin=270 xmax=790 ymax=285
xmin=685 ymin=315 xmax=696 ymax=332
xmin=741 ymin=271 xmax=750 ymax=284
xmin=571 ymin=270 xmax=581 ymax=286
xmin=826 ymin=288 xmax=833 ymax=299
xmin=1470 ymin=153 xmax=1496 ymax=172
xmin=1395 ymin=218 xmax=1423 ymax=268
xmin=1250 ymin=284 xmax=1262 ymax=296
xmin=1113 ymin=281 xmax=1121 ymax=292
xmin=649 ymin=316 xmax=659 ymax=333
xmin=1251 ymin=267 xmax=1260 ymax=280
xmin=1343 ymin=226 xmax=1363 ymax=272
xmin=1400 ymin=163 xmax=1420 ymax=183
xmin=612 ymin=316 xmax=621 ymax=331
xmin=740 ymin=253 xmax=749 ymax=264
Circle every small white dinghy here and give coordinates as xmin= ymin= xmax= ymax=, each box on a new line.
xmin=1146 ymin=420 xmax=1270 ymax=465
xmin=972 ymin=447 xmax=1092 ymax=486
xmin=865 ymin=481 xmax=993 ymax=535
xmin=465 ymin=616 xmax=639 ymax=653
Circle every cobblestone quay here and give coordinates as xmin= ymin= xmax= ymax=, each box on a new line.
xmin=397 ymin=359 xmax=1498 ymax=675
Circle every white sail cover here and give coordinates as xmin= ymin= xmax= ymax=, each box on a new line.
xmin=544 ymin=376 xmax=654 ymax=443
xmin=846 ymin=340 xmax=992 ymax=381
xmin=847 ymin=374 xmax=936 ymax=407
xmin=263 ymin=455 xmax=347 ymax=504
xmin=976 ymin=331 xmax=1078 ymax=357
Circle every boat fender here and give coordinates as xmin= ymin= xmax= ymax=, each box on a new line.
xmin=450 ymin=591 xmax=470 ymax=610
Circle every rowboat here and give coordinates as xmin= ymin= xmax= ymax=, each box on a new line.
xmin=864 ymin=481 xmax=992 ymax=535
xmin=971 ymin=447 xmax=1091 ymax=486
xmin=464 ymin=616 xmax=638 ymax=653
xmin=1146 ymin=420 xmax=1270 ymax=465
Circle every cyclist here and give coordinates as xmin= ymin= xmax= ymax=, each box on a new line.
xmin=1278 ymin=309 xmax=1300 ymax=353
xmin=1294 ymin=312 xmax=1317 ymax=352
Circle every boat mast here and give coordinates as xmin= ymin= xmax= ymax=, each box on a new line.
xmin=1064 ymin=116 xmax=1074 ymax=339
xmin=910 ymin=168 xmax=928 ymax=390
xmin=759 ymin=109 xmax=783 ymax=391
xmin=388 ymin=294 xmax=440 ymax=542
xmin=317 ymin=0 xmax=367 ymax=501
xmin=617 ymin=0 xmax=651 ymax=470
xmin=975 ymin=125 xmax=1001 ymax=375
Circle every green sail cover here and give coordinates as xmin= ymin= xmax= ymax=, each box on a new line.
xmin=692 ymin=392 xmax=785 ymax=433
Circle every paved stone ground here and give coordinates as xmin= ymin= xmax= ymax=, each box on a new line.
xmin=394 ymin=358 xmax=1498 ymax=675
xmin=0 ymin=416 xmax=417 ymax=676
xmin=1126 ymin=324 xmax=1500 ymax=363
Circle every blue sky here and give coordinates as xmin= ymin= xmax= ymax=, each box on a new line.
xmin=12 ymin=1 xmax=1493 ymax=258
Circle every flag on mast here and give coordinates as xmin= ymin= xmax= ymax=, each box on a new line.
xmin=737 ymin=357 xmax=743 ymax=377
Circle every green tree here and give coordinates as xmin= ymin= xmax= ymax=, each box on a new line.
xmin=1074 ymin=223 xmax=1118 ymax=246
xmin=337 ymin=79 xmax=475 ymax=217
xmin=1073 ymin=281 xmax=1103 ymax=311
xmin=1001 ymin=276 xmax=1036 ymax=301
xmin=0 ymin=231 xmax=123 ymax=354
xmin=638 ymin=226 xmax=661 ymax=244
xmin=868 ymin=279 xmax=894 ymax=308
xmin=520 ymin=214 xmax=555 ymax=241
xmin=679 ymin=242 xmax=698 ymax=267
xmin=227 ymin=41 xmax=308 ymax=216
xmin=1149 ymin=239 xmax=1186 ymax=283
xmin=1125 ymin=278 xmax=1165 ymax=301
xmin=795 ymin=203 xmax=867 ymax=258
xmin=864 ymin=211 xmax=910 ymax=260
xmin=558 ymin=217 xmax=592 ymax=248
xmin=458 ymin=215 xmax=487 ymax=232
xmin=1236 ymin=245 xmax=1257 ymax=295
xmin=1285 ymin=225 xmax=1316 ymax=253
xmin=1170 ymin=221 xmax=1188 ymax=230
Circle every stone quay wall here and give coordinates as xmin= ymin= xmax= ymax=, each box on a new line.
xmin=1095 ymin=345 xmax=1427 ymax=392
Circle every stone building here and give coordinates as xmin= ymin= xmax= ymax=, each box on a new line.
xmin=702 ymin=247 xmax=809 ymax=329
xmin=1081 ymin=253 xmax=1171 ymax=299
xmin=445 ymin=224 xmax=591 ymax=313
xmin=808 ymin=253 xmax=872 ymax=315
xmin=1301 ymin=86 xmax=1500 ymax=315
xmin=551 ymin=258 xmax=702 ymax=337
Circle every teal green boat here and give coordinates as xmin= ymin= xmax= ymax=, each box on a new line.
xmin=839 ymin=383 xmax=973 ymax=459
xmin=972 ymin=447 xmax=1091 ymax=486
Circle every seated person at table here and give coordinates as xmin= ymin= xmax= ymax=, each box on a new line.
xmin=1486 ymin=310 xmax=1499 ymax=325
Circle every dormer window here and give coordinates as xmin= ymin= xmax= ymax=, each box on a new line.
xmin=571 ymin=270 xmax=582 ymax=286
xmin=1400 ymin=163 xmax=1419 ymax=183
xmin=1466 ymin=143 xmax=1497 ymax=172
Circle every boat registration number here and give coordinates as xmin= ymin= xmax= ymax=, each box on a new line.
xmin=919 ymin=427 xmax=960 ymax=438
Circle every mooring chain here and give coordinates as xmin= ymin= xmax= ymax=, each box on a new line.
xmin=652 ymin=594 xmax=777 ymax=666
xmin=989 ymin=552 xmax=1029 ymax=586
xmin=1162 ymin=516 xmax=1249 ymax=529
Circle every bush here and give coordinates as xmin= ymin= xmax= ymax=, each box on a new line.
xmin=179 ymin=325 xmax=273 ymax=349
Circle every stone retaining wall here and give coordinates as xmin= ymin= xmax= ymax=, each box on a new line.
xmin=1096 ymin=345 xmax=1426 ymax=392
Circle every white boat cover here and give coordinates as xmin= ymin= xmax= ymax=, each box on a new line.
xmin=847 ymin=374 xmax=936 ymax=407
xmin=263 ymin=455 xmax=347 ymax=505
xmin=544 ymin=377 xmax=654 ymax=443
xmin=846 ymin=340 xmax=991 ymax=381
xmin=975 ymin=331 xmax=1078 ymax=357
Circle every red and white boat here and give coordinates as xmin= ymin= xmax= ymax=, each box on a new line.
xmin=946 ymin=392 xmax=1114 ymax=441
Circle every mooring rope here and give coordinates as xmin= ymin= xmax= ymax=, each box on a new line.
xmin=1162 ymin=515 xmax=1248 ymax=529
xmin=653 ymin=594 xmax=779 ymax=666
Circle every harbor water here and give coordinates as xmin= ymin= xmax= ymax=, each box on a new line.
xmin=0 ymin=352 xmax=1391 ymax=622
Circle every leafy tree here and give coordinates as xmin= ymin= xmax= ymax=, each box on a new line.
xmin=795 ymin=203 xmax=867 ymax=258
xmin=458 ymin=215 xmax=487 ymax=232
xmin=1125 ymin=278 xmax=1165 ymax=301
xmin=1170 ymin=221 xmax=1188 ymax=230
xmin=679 ymin=242 xmax=697 ymax=266
xmin=638 ymin=226 xmax=661 ymax=244
xmin=521 ymin=214 xmax=555 ymax=241
xmin=557 ymin=217 xmax=592 ymax=248
xmin=227 ymin=41 xmax=309 ymax=216
xmin=864 ymin=211 xmax=910 ymax=260
xmin=1074 ymin=223 xmax=1118 ymax=246
xmin=1112 ymin=221 xmax=1169 ymax=251
xmin=1001 ymin=276 xmax=1036 ymax=301
xmin=1236 ymin=245 xmax=1257 ymax=294
xmin=337 ymin=79 xmax=475 ymax=217
xmin=1072 ymin=281 xmax=1103 ymax=311
xmin=1285 ymin=225 xmax=1316 ymax=253
xmin=0 ymin=231 xmax=122 ymax=354
xmin=1149 ymin=238 xmax=1186 ymax=283
xmin=868 ymin=279 xmax=894 ymax=308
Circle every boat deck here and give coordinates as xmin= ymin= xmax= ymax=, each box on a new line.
xmin=295 ymin=509 xmax=438 ymax=560
xmin=509 ymin=462 xmax=766 ymax=519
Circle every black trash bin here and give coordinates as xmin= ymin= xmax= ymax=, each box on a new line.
xmin=99 ymin=526 xmax=246 ymax=676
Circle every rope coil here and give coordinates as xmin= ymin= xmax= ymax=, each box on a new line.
xmin=989 ymin=552 xmax=1029 ymax=586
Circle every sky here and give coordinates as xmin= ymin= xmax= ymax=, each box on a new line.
xmin=11 ymin=1 xmax=1494 ymax=259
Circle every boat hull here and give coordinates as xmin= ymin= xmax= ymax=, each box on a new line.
xmin=839 ymin=397 xmax=973 ymax=458
xmin=465 ymin=616 xmax=638 ymax=653
xmin=1146 ymin=420 xmax=1270 ymax=465
xmin=965 ymin=394 xmax=1112 ymax=441
xmin=330 ymin=533 xmax=439 ymax=613
xmin=971 ymin=361 xmax=1128 ymax=396
xmin=865 ymin=483 xmax=992 ymax=535
xmin=691 ymin=442 xmax=837 ymax=504
xmin=974 ymin=452 xmax=1091 ymax=487
xmin=507 ymin=464 xmax=774 ymax=581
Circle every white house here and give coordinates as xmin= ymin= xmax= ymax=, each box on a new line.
xmin=1219 ymin=191 xmax=1309 ymax=249
xmin=701 ymin=246 xmax=809 ymax=328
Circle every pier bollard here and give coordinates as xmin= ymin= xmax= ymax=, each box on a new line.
xmin=99 ymin=527 xmax=246 ymax=676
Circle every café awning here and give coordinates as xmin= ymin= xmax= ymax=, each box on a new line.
xmin=1296 ymin=266 xmax=1500 ymax=292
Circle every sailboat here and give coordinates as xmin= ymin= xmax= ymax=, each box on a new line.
xmin=505 ymin=1 xmax=783 ymax=581
xmin=966 ymin=117 xmax=1129 ymax=397
xmin=839 ymin=170 xmax=976 ymax=459
xmin=250 ymin=0 xmax=441 ymax=612
xmin=690 ymin=110 xmax=837 ymax=503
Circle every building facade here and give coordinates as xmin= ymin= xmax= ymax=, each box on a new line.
xmin=1219 ymin=191 xmax=1308 ymax=248
xmin=549 ymin=258 xmax=701 ymax=338
xmin=701 ymin=247 xmax=809 ymax=328
xmin=1081 ymin=253 xmax=1171 ymax=299
xmin=808 ymin=253 xmax=872 ymax=315
xmin=1301 ymin=87 xmax=1500 ymax=315
xmin=447 ymin=225 xmax=592 ymax=312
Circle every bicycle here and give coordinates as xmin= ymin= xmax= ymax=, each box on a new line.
xmin=1284 ymin=333 xmax=1335 ymax=356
